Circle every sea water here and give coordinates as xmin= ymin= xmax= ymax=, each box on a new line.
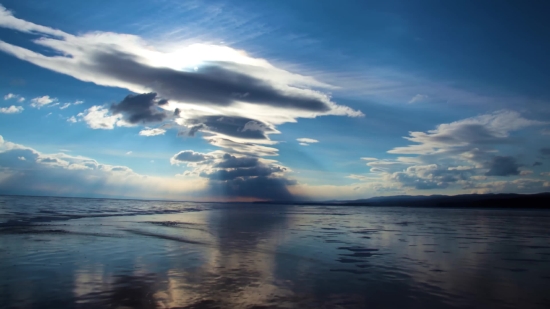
xmin=1 ymin=195 xmax=549 ymax=308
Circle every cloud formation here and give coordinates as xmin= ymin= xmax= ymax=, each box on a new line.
xmin=170 ymin=150 xmax=294 ymax=200
xmin=0 ymin=105 xmax=23 ymax=114
xmin=297 ymin=138 xmax=319 ymax=146
xmin=111 ymin=93 xmax=170 ymax=124
xmin=4 ymin=93 xmax=24 ymax=102
xmin=76 ymin=106 xmax=130 ymax=130
xmin=408 ymin=94 xmax=428 ymax=104
xmin=0 ymin=7 xmax=361 ymax=124
xmin=139 ymin=128 xmax=166 ymax=136
xmin=353 ymin=111 xmax=550 ymax=194
xmin=0 ymin=135 xmax=207 ymax=199
xmin=30 ymin=95 xmax=57 ymax=108
xmin=485 ymin=156 xmax=520 ymax=176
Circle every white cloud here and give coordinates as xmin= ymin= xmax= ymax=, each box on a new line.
xmin=30 ymin=95 xmax=57 ymax=108
xmin=75 ymin=106 xmax=132 ymax=130
xmin=408 ymin=94 xmax=428 ymax=104
xmin=59 ymin=103 xmax=71 ymax=109
xmin=388 ymin=110 xmax=546 ymax=156
xmin=0 ymin=134 xmax=207 ymax=200
xmin=297 ymin=138 xmax=319 ymax=144
xmin=73 ymin=100 xmax=84 ymax=105
xmin=126 ymin=151 xmax=132 ymax=155
xmin=361 ymin=157 xmax=377 ymax=161
xmin=4 ymin=93 xmax=17 ymax=100
xmin=3 ymin=93 xmax=25 ymax=102
xmin=353 ymin=111 xmax=549 ymax=193
xmin=541 ymin=172 xmax=550 ymax=177
xmin=0 ymin=105 xmax=23 ymax=114
xmin=67 ymin=116 xmax=77 ymax=123
xmin=0 ymin=7 xmax=362 ymax=125
xmin=139 ymin=128 xmax=166 ymax=136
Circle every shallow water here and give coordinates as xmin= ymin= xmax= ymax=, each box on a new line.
xmin=1 ymin=195 xmax=550 ymax=309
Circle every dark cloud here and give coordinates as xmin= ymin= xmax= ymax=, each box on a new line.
xmin=485 ymin=156 xmax=520 ymax=176
xmin=185 ymin=116 xmax=276 ymax=140
xmin=428 ymin=124 xmax=508 ymax=146
xmin=94 ymin=51 xmax=332 ymax=112
xmin=533 ymin=161 xmax=543 ymax=167
xmin=214 ymin=154 xmax=259 ymax=168
xmin=171 ymin=150 xmax=295 ymax=200
xmin=391 ymin=172 xmax=450 ymax=190
xmin=110 ymin=92 xmax=168 ymax=124
xmin=202 ymin=165 xmax=285 ymax=181
xmin=37 ymin=157 xmax=60 ymax=163
xmin=172 ymin=151 xmax=210 ymax=163
xmin=388 ymin=165 xmax=473 ymax=190
xmin=208 ymin=176 xmax=295 ymax=201
xmin=541 ymin=148 xmax=550 ymax=156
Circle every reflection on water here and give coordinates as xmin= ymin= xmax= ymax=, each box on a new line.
xmin=1 ymin=196 xmax=550 ymax=308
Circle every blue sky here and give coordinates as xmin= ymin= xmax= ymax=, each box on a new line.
xmin=1 ymin=0 xmax=549 ymax=201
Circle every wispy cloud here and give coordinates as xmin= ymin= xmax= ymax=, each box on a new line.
xmin=30 ymin=95 xmax=57 ymax=108
xmin=408 ymin=94 xmax=428 ymax=104
xmin=139 ymin=128 xmax=166 ymax=136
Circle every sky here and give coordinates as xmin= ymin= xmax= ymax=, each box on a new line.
xmin=1 ymin=0 xmax=550 ymax=201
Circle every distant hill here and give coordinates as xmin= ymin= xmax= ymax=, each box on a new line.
xmin=260 ymin=192 xmax=550 ymax=209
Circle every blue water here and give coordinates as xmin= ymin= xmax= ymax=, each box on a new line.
xmin=1 ymin=195 xmax=550 ymax=308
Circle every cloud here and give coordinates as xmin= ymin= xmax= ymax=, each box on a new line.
xmin=0 ymin=135 xmax=207 ymax=199
xmin=0 ymin=9 xmax=361 ymax=120
xmin=111 ymin=93 xmax=170 ymax=124
xmin=170 ymin=150 xmax=211 ymax=164
xmin=67 ymin=116 xmax=77 ymax=123
xmin=408 ymin=94 xmax=428 ymax=104
xmin=352 ymin=111 xmax=549 ymax=193
xmin=177 ymin=115 xmax=280 ymax=145
xmin=76 ymin=106 xmax=130 ymax=130
xmin=4 ymin=93 xmax=24 ymax=101
xmin=0 ymin=105 xmax=23 ymax=114
xmin=361 ymin=157 xmax=378 ymax=161
xmin=541 ymin=148 xmax=550 ymax=156
xmin=533 ymin=161 xmax=543 ymax=167
xmin=485 ymin=156 xmax=520 ymax=176
xmin=207 ymin=137 xmax=279 ymax=157
xmin=467 ymin=179 xmax=550 ymax=194
xmin=59 ymin=103 xmax=71 ymax=109
xmin=30 ymin=95 xmax=57 ymax=108
xmin=541 ymin=172 xmax=550 ymax=177
xmin=170 ymin=150 xmax=294 ymax=200
xmin=386 ymin=164 xmax=471 ymax=190
xmin=389 ymin=110 xmax=546 ymax=156
xmin=296 ymin=138 xmax=319 ymax=145
xmin=139 ymin=128 xmax=166 ymax=136
xmin=0 ymin=6 xmax=367 ymax=173
xmin=126 ymin=151 xmax=132 ymax=155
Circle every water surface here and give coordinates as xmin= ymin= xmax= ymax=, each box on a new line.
xmin=1 ymin=195 xmax=549 ymax=308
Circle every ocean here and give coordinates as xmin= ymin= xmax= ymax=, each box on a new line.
xmin=1 ymin=195 xmax=549 ymax=308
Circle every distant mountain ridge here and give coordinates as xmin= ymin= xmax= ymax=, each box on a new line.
xmin=259 ymin=192 xmax=550 ymax=209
